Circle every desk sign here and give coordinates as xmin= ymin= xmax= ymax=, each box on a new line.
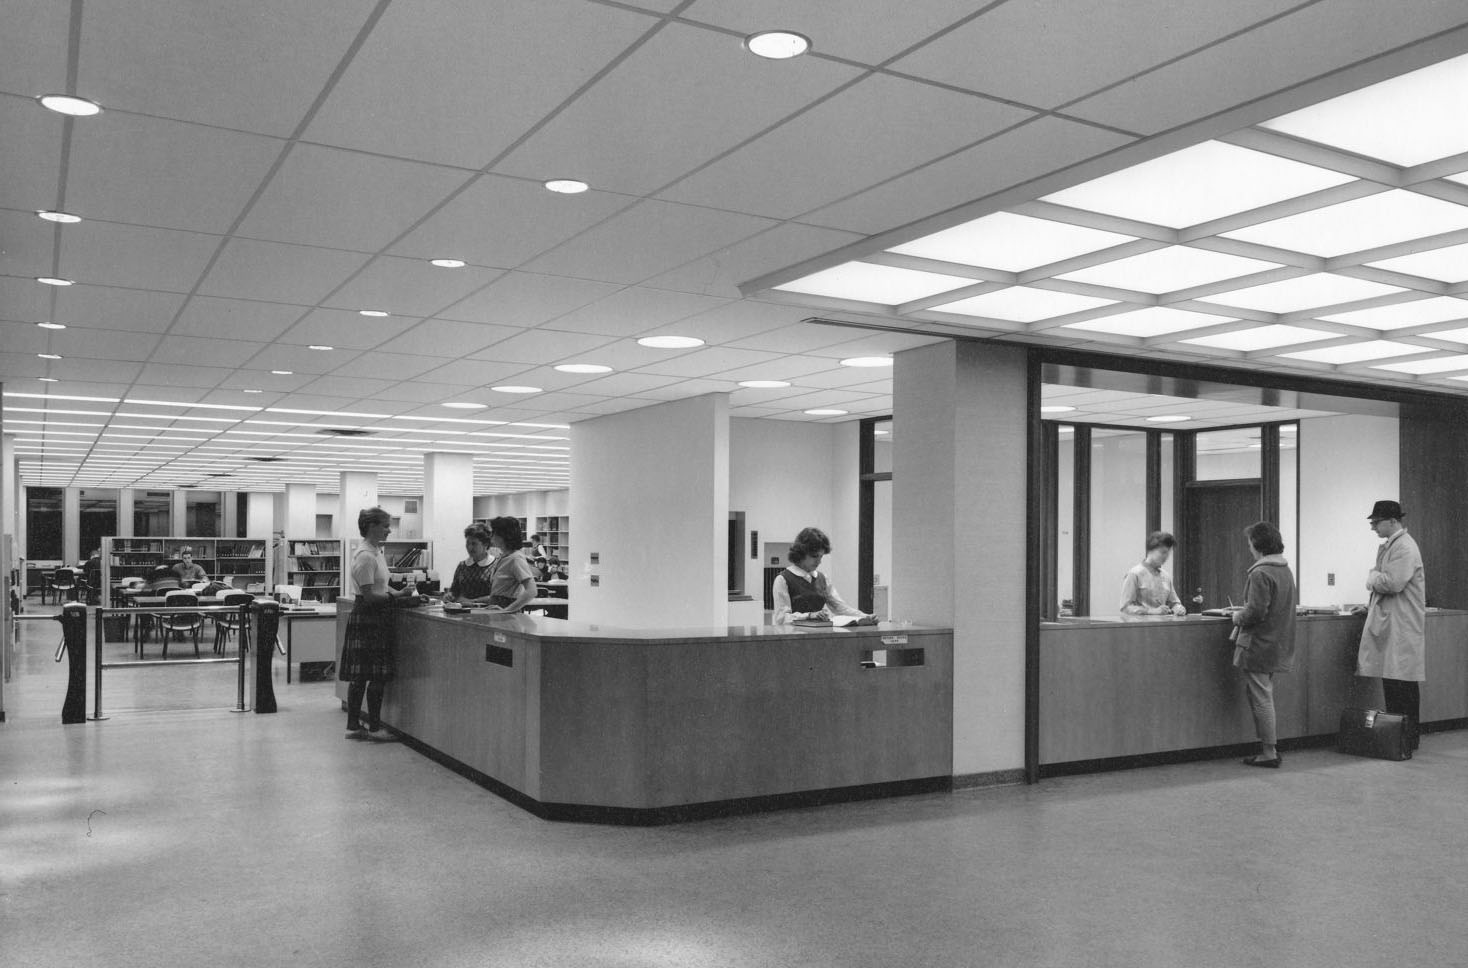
xmin=485 ymin=643 xmax=513 ymax=667
xmin=881 ymin=635 xmax=908 ymax=646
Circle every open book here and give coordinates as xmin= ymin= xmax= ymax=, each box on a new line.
xmin=794 ymin=614 xmax=878 ymax=628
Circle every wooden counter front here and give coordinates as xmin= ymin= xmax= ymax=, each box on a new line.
xmin=1039 ymin=611 xmax=1468 ymax=770
xmin=336 ymin=605 xmax=953 ymax=823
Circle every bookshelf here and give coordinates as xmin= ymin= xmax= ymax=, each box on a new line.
xmin=533 ymin=516 xmax=570 ymax=561
xmin=346 ymin=539 xmax=432 ymax=595
xmin=284 ymin=539 xmax=343 ymax=603
xmin=101 ymin=536 xmax=272 ymax=598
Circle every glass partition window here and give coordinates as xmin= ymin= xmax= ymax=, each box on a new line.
xmin=134 ymin=491 xmax=171 ymax=537
xmin=1195 ymin=428 xmax=1261 ymax=479
xmin=1056 ymin=427 xmax=1074 ymax=614
xmin=186 ymin=490 xmax=221 ymax=537
xmin=25 ymin=487 xmax=64 ymax=561
xmin=79 ymin=488 xmax=118 ymax=560
xmin=1279 ymin=423 xmax=1299 ymax=563
xmin=1089 ymin=429 xmax=1149 ymax=616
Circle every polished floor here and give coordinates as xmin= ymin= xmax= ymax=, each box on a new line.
xmin=3 ymin=605 xmax=1465 ymax=968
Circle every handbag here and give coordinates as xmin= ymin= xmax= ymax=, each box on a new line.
xmin=1337 ymin=707 xmax=1412 ymax=761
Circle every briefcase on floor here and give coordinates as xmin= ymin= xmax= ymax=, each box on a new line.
xmin=1338 ymin=707 xmax=1412 ymax=761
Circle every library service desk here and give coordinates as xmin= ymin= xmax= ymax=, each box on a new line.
xmin=335 ymin=602 xmax=953 ymax=824
xmin=1038 ymin=609 xmax=1468 ymax=774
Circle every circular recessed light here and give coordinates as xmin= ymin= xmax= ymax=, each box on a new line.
xmin=637 ymin=335 xmax=704 ymax=349
xmin=839 ymin=356 xmax=892 ymax=368
xmin=738 ymin=380 xmax=791 ymax=389
xmin=271 ymin=370 xmax=294 ymax=376
xmin=442 ymin=402 xmax=487 ymax=409
xmin=544 ymin=179 xmax=589 ymax=194
xmin=37 ymin=276 xmax=74 ymax=286
xmin=491 ymin=385 xmax=542 ymax=394
xmin=1146 ymin=415 xmax=1192 ymax=423
xmin=554 ymin=363 xmax=613 ymax=374
xmin=36 ymin=321 xmax=66 ymax=330
xmin=242 ymin=389 xmax=263 ymax=394
xmin=39 ymin=94 xmax=102 ymax=116
xmin=359 ymin=309 xmax=389 ymax=317
xmin=308 ymin=345 xmax=334 ymax=351
xmin=743 ymin=30 xmax=812 ymax=59
xmin=804 ymin=408 xmax=848 ymax=416
xmin=429 ymin=258 xmax=466 ymax=268
xmin=37 ymin=210 xmax=82 ymax=224
xmin=38 ymin=353 xmax=62 ymax=360
xmin=38 ymin=377 xmax=59 ymax=383
xmin=1040 ymin=405 xmax=1075 ymax=413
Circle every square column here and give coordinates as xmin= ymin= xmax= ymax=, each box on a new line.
xmin=893 ymin=341 xmax=1029 ymax=778
xmin=283 ymin=483 xmax=317 ymax=538
xmin=423 ymin=452 xmax=473 ymax=580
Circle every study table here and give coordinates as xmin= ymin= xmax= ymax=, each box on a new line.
xmin=335 ymin=602 xmax=954 ymax=824
xmin=1038 ymin=609 xmax=1468 ymax=774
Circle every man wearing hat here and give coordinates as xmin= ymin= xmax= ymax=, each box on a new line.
xmin=1358 ymin=500 xmax=1426 ymax=750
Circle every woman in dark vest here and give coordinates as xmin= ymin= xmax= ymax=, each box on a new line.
xmin=771 ymin=527 xmax=875 ymax=624
xmin=442 ymin=522 xmax=496 ymax=605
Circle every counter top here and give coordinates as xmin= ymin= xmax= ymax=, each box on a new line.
xmin=1044 ymin=607 xmax=1468 ymax=631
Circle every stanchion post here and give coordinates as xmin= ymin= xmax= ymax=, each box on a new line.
xmin=58 ymin=603 xmax=88 ymax=724
xmin=253 ymin=601 xmax=279 ymax=714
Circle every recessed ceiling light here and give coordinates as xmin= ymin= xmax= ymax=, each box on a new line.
xmin=38 ymin=377 xmax=59 ymax=383
xmin=37 ymin=276 xmax=74 ymax=286
xmin=271 ymin=370 xmax=293 ymax=375
xmin=738 ymin=380 xmax=792 ymax=389
xmin=442 ymin=402 xmax=487 ymax=409
xmin=554 ymin=363 xmax=613 ymax=374
xmin=637 ymin=335 xmax=704 ymax=349
xmin=491 ymin=386 xmax=542 ymax=394
xmin=429 ymin=258 xmax=466 ymax=268
xmin=36 ymin=321 xmax=66 ymax=330
xmin=1040 ymin=405 xmax=1075 ymax=413
xmin=1146 ymin=415 xmax=1192 ymax=423
xmin=308 ymin=345 xmax=334 ymax=351
xmin=544 ymin=179 xmax=589 ymax=194
xmin=37 ymin=210 xmax=82 ymax=224
xmin=804 ymin=409 xmax=848 ymax=416
xmin=743 ymin=30 xmax=811 ymax=59
xmin=38 ymin=353 xmax=62 ymax=360
xmin=242 ymin=389 xmax=263 ymax=394
xmin=839 ymin=356 xmax=893 ymax=368
xmin=38 ymin=94 xmax=102 ymax=116
xmin=359 ymin=309 xmax=389 ymax=317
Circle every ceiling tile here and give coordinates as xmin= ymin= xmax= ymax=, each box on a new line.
xmin=629 ymin=378 xmax=739 ymax=400
xmin=414 ymin=359 xmax=535 ymax=387
xmin=497 ymin=22 xmax=858 ymax=195
xmin=146 ymin=335 xmax=262 ymax=368
xmin=321 ymin=256 xmax=504 ymax=318
xmin=197 ymin=239 xmax=371 ymax=305
xmin=890 ymin=0 xmax=1301 ymax=108
xmin=238 ymin=343 xmax=341 ymax=375
xmin=1 ymin=0 xmax=70 ymax=94
xmin=0 ymin=100 xmax=64 ymax=212
xmin=642 ymin=223 xmax=867 ymax=298
xmin=0 ymin=211 xmax=58 ymax=279
xmin=804 ymin=117 xmax=1135 ymax=235
xmin=685 ymin=0 xmax=985 ymax=64
xmin=724 ymin=321 xmax=872 ymax=354
xmin=547 ymin=287 xmax=728 ymax=337
xmin=665 ymin=300 xmax=813 ymax=345
xmin=132 ymin=362 xmax=234 ymax=389
xmin=304 ymin=0 xmax=657 ymax=167
xmin=173 ymin=297 xmax=307 ymax=342
xmin=439 ymin=272 xmax=623 ymax=327
xmin=59 ymin=221 xmax=219 ymax=292
xmin=365 ymin=381 xmax=478 ymax=404
xmin=522 ymin=200 xmax=775 ymax=285
xmin=555 ymin=372 xmax=683 ymax=397
xmin=277 ymin=308 xmax=412 ymax=350
xmin=468 ymin=329 xmax=616 ymax=365
xmin=237 ymin=145 xmax=469 ymax=252
xmin=715 ymin=356 xmax=843 ymax=382
xmin=78 ymin=0 xmax=380 ymax=136
xmin=330 ymin=352 xmax=456 ymax=381
xmin=632 ymin=346 xmax=786 ymax=378
xmin=373 ymin=318 xmax=521 ymax=358
xmin=659 ymin=73 xmax=1035 ymax=219
xmin=53 ymin=286 xmax=188 ymax=333
xmin=1064 ymin=0 xmax=1468 ymax=133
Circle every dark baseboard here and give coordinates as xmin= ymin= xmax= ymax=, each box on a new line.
xmin=952 ymin=769 xmax=1026 ymax=790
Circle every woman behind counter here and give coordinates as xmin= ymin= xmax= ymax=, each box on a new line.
xmin=442 ymin=522 xmax=495 ymax=606
xmin=339 ymin=507 xmax=419 ymax=737
xmin=1120 ymin=531 xmax=1188 ymax=617
xmin=772 ymin=527 xmax=875 ymax=625
xmin=484 ymin=516 xmax=539 ymax=613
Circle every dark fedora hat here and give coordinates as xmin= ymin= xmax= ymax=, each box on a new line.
xmin=1367 ymin=500 xmax=1404 ymax=521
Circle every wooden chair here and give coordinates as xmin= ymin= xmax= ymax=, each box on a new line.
xmin=159 ymin=590 xmax=203 ymax=658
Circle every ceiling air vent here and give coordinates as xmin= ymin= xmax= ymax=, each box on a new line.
xmin=249 ymin=457 xmax=286 ymax=462
xmin=317 ymin=428 xmax=372 ymax=437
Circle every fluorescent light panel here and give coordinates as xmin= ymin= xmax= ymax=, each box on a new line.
xmin=1367 ymin=242 xmax=1468 ymax=283
xmin=1222 ymin=190 xmax=1468 ymax=258
xmin=1063 ymin=307 xmax=1238 ymax=337
xmin=929 ymin=286 xmax=1116 ymax=322
xmin=888 ymin=212 xmax=1133 ymax=272
xmin=1279 ymin=340 xmax=1428 ymax=364
xmin=775 ymin=262 xmax=978 ymax=305
xmin=1200 ymin=274 xmax=1404 ymax=314
xmin=1372 ymin=355 xmax=1468 ymax=374
xmin=1181 ymin=325 xmax=1338 ymax=351
xmin=1319 ymin=296 xmax=1468 ymax=330
xmin=1057 ymin=246 xmax=1280 ymax=294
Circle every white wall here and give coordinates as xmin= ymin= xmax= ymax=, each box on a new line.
xmin=473 ymin=488 xmax=571 ymax=522
xmin=1298 ymin=414 xmax=1399 ymax=607
xmin=570 ymin=395 xmax=729 ymax=629
xmin=1088 ymin=432 xmax=1148 ymax=615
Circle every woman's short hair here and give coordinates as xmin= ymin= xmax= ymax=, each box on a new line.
xmin=463 ymin=522 xmax=493 ymax=545
xmin=1145 ymin=531 xmax=1177 ymax=553
xmin=788 ymin=526 xmax=833 ymax=564
xmin=1245 ymin=521 xmax=1285 ymax=556
xmin=488 ymin=516 xmax=524 ymax=549
xmin=357 ymin=506 xmax=391 ymax=537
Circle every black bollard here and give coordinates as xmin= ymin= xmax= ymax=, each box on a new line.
xmin=252 ymin=600 xmax=279 ymax=714
xmin=56 ymin=603 xmax=88 ymax=724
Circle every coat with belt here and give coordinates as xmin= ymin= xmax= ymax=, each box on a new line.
xmin=1232 ymin=554 xmax=1296 ymax=674
xmin=1357 ymin=528 xmax=1426 ymax=682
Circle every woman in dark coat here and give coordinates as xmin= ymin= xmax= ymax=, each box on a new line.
xmin=1232 ymin=521 xmax=1297 ymax=768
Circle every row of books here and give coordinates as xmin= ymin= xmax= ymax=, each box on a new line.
xmin=291 ymin=541 xmax=340 ymax=555
xmin=286 ymin=557 xmax=340 ymax=572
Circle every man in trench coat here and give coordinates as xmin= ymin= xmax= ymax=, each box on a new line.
xmin=1358 ymin=500 xmax=1426 ymax=750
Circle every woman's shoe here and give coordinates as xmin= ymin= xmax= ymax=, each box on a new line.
xmin=1243 ymin=754 xmax=1282 ymax=768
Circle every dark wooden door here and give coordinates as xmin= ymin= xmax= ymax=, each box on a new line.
xmin=1181 ymin=479 xmax=1261 ymax=612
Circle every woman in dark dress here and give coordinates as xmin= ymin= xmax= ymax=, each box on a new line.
xmin=442 ymin=522 xmax=495 ymax=605
xmin=339 ymin=507 xmax=418 ymax=737
xmin=770 ymin=526 xmax=874 ymax=624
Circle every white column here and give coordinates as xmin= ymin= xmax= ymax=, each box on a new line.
xmin=116 ymin=488 xmax=135 ymax=537
xmin=571 ymin=394 xmax=728 ymax=629
xmin=893 ymin=341 xmax=1029 ymax=778
xmin=283 ymin=483 xmax=316 ymax=539
xmin=337 ymin=473 xmax=378 ymax=596
xmin=171 ymin=489 xmax=188 ymax=537
xmin=423 ymin=453 xmax=472 ymax=583
xmin=1 ymin=432 xmax=15 ymax=547
xmin=244 ymin=493 xmax=276 ymax=539
xmin=63 ymin=487 xmax=81 ymax=564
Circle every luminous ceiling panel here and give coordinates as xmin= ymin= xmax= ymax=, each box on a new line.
xmin=888 ymin=212 xmax=1134 ymax=272
xmin=1040 ymin=141 xmax=1355 ymax=229
xmin=929 ymin=287 xmax=1116 ymax=322
xmin=1198 ymin=274 xmax=1404 ymax=314
xmin=1221 ymin=190 xmax=1468 ymax=258
xmin=1259 ymin=50 xmax=1468 ymax=166
xmin=1062 ymin=307 xmax=1235 ymax=338
xmin=1279 ymin=340 xmax=1427 ymax=365
xmin=774 ymin=263 xmax=977 ymax=305
xmin=1056 ymin=246 xmax=1280 ymax=294
xmin=1371 ymin=355 xmax=1468 ymax=374
xmin=1319 ymin=296 xmax=1468 ymax=330
xmin=1180 ymin=325 xmax=1336 ymax=351
xmin=1365 ymin=242 xmax=1468 ymax=283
